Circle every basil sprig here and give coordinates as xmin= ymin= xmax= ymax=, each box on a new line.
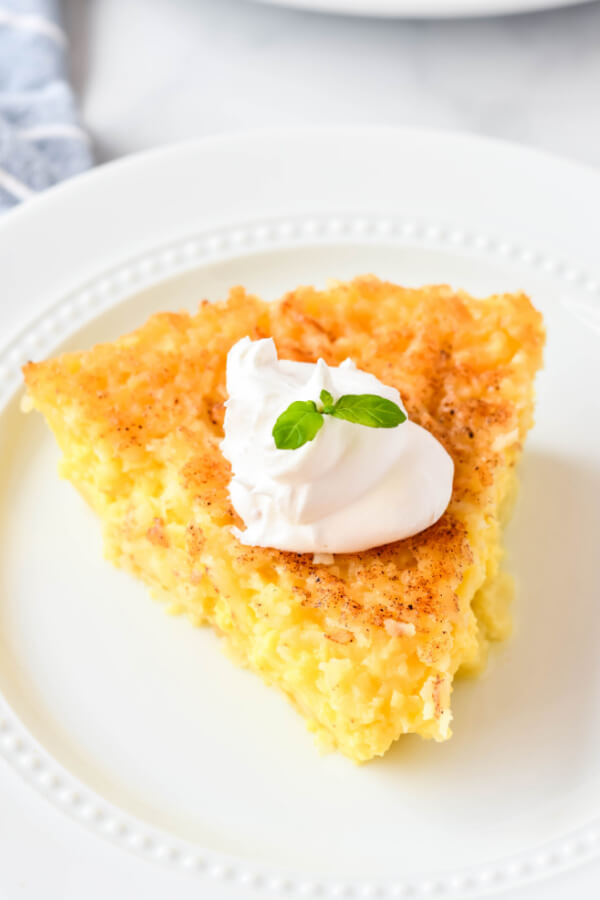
xmin=270 ymin=400 xmax=325 ymax=450
xmin=273 ymin=388 xmax=406 ymax=450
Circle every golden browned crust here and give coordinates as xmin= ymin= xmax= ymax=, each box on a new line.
xmin=23 ymin=277 xmax=544 ymax=638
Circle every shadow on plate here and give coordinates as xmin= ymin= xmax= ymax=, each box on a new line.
xmin=378 ymin=450 xmax=600 ymax=797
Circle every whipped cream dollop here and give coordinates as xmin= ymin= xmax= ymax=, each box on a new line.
xmin=220 ymin=337 xmax=454 ymax=554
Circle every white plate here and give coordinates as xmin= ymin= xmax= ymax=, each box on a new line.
xmin=1 ymin=127 xmax=600 ymax=900
xmin=251 ymin=0 xmax=597 ymax=19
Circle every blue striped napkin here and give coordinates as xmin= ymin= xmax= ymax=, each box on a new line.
xmin=0 ymin=0 xmax=92 ymax=212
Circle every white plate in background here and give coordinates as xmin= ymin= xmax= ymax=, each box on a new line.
xmin=1 ymin=127 xmax=600 ymax=899
xmin=251 ymin=0 xmax=598 ymax=19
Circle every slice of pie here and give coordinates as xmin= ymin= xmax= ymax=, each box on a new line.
xmin=23 ymin=277 xmax=544 ymax=762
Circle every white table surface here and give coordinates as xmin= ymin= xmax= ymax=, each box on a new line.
xmin=64 ymin=0 xmax=600 ymax=167
xmin=4 ymin=1 xmax=600 ymax=897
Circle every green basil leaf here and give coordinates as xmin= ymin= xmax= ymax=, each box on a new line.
xmin=272 ymin=400 xmax=324 ymax=449
xmin=331 ymin=394 xmax=406 ymax=428
xmin=319 ymin=389 xmax=335 ymax=413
